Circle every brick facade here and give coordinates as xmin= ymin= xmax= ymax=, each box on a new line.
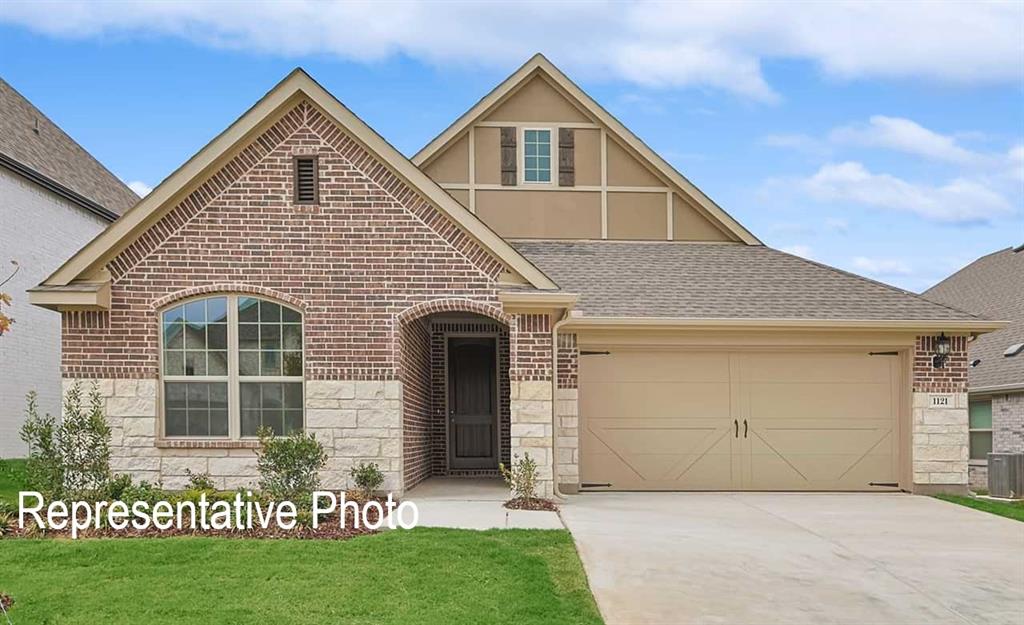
xmin=58 ymin=98 xmax=558 ymax=495
xmin=912 ymin=334 xmax=970 ymax=491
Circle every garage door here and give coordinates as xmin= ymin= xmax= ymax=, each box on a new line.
xmin=579 ymin=349 xmax=900 ymax=491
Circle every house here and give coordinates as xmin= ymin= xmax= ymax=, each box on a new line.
xmin=0 ymin=78 xmax=138 ymax=457
xmin=924 ymin=246 xmax=1024 ymax=490
xmin=28 ymin=55 xmax=1003 ymax=496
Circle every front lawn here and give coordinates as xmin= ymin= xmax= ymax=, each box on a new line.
xmin=1 ymin=529 xmax=603 ymax=624
xmin=935 ymin=494 xmax=1024 ymax=522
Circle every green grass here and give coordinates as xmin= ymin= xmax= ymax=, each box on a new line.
xmin=935 ymin=494 xmax=1024 ymax=522
xmin=0 ymin=529 xmax=602 ymax=624
xmin=0 ymin=458 xmax=27 ymax=505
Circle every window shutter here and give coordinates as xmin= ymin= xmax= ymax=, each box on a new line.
xmin=500 ymin=127 xmax=517 ymax=186
xmin=294 ymin=156 xmax=318 ymax=204
xmin=558 ymin=128 xmax=575 ymax=187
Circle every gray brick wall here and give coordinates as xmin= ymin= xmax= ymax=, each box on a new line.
xmin=0 ymin=169 xmax=109 ymax=457
xmin=993 ymin=392 xmax=1024 ymax=454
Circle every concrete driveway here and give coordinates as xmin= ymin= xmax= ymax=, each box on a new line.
xmin=560 ymin=493 xmax=1024 ymax=625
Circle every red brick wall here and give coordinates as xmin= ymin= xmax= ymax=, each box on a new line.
xmin=400 ymin=317 xmax=432 ymax=489
xmin=913 ymin=334 xmax=969 ymax=393
xmin=511 ymin=313 xmax=552 ymax=381
xmin=61 ymin=100 xmax=511 ymax=381
xmin=557 ymin=333 xmax=578 ymax=390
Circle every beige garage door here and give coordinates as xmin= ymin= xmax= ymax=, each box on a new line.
xmin=579 ymin=349 xmax=900 ymax=491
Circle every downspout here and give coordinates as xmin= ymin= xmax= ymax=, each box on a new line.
xmin=550 ymin=307 xmax=572 ymax=501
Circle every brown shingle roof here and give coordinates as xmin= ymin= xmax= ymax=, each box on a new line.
xmin=512 ymin=240 xmax=982 ymax=322
xmin=0 ymin=78 xmax=138 ymax=216
xmin=924 ymin=246 xmax=1024 ymax=391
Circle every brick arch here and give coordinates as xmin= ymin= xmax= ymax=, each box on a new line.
xmin=149 ymin=283 xmax=308 ymax=313
xmin=395 ymin=298 xmax=511 ymax=327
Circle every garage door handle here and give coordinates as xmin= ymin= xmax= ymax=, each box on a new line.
xmin=734 ymin=419 xmax=738 ymax=438
xmin=743 ymin=419 xmax=748 ymax=438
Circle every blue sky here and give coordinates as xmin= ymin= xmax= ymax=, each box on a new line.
xmin=1 ymin=1 xmax=1021 ymax=292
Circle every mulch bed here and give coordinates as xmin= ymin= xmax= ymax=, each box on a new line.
xmin=503 ymin=497 xmax=558 ymax=512
xmin=0 ymin=491 xmax=391 ymax=541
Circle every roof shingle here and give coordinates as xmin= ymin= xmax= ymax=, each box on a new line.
xmin=0 ymin=78 xmax=138 ymax=216
xmin=924 ymin=246 xmax=1024 ymax=390
xmin=512 ymin=240 xmax=982 ymax=322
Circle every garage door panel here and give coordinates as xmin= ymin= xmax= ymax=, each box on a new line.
xmin=583 ymin=419 xmax=735 ymax=489
xmin=580 ymin=349 xmax=900 ymax=492
xmin=580 ymin=351 xmax=730 ymax=383
xmin=584 ymin=382 xmax=731 ymax=419
xmin=741 ymin=352 xmax=892 ymax=383
xmin=746 ymin=383 xmax=892 ymax=420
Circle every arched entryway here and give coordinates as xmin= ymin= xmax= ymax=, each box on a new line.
xmin=398 ymin=302 xmax=512 ymax=492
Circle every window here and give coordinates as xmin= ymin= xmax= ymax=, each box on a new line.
xmin=161 ymin=295 xmax=303 ymax=439
xmin=294 ymin=156 xmax=318 ymax=204
xmin=523 ymin=129 xmax=551 ymax=183
xmin=969 ymin=400 xmax=993 ymax=461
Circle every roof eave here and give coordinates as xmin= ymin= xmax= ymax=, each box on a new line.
xmin=563 ymin=316 xmax=1010 ymax=333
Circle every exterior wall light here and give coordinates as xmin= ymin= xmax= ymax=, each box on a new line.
xmin=932 ymin=333 xmax=951 ymax=369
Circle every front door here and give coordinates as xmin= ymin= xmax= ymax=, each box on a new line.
xmin=448 ymin=336 xmax=499 ymax=469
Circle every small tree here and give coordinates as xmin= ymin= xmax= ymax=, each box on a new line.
xmin=255 ymin=427 xmax=327 ymax=501
xmin=20 ymin=382 xmax=112 ymax=499
xmin=500 ymin=453 xmax=539 ymax=503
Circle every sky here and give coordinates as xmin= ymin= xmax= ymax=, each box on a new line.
xmin=1 ymin=0 xmax=1021 ymax=292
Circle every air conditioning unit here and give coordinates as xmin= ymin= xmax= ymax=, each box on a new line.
xmin=987 ymin=453 xmax=1024 ymax=499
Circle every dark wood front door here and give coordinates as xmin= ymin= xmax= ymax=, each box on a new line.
xmin=448 ymin=336 xmax=499 ymax=469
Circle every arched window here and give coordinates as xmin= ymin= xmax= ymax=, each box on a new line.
xmin=161 ymin=295 xmax=304 ymax=439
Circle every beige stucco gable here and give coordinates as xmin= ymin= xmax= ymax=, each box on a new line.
xmin=413 ymin=54 xmax=759 ymax=244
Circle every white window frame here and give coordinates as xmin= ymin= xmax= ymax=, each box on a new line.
xmin=520 ymin=126 xmax=556 ymax=185
xmin=968 ymin=398 xmax=993 ymax=462
xmin=158 ymin=293 xmax=305 ymax=441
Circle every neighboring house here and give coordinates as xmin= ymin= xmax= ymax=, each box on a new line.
xmin=924 ymin=246 xmax=1024 ymax=490
xmin=0 ymin=78 xmax=138 ymax=457
xmin=29 ymin=55 xmax=1002 ymax=496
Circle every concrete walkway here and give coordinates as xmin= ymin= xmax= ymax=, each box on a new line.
xmin=391 ymin=478 xmax=563 ymax=530
xmin=561 ymin=492 xmax=1024 ymax=625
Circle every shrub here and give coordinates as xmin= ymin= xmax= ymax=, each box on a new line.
xmin=119 ymin=480 xmax=166 ymax=507
xmin=500 ymin=453 xmax=539 ymax=502
xmin=349 ymin=462 xmax=384 ymax=497
xmin=104 ymin=473 xmax=134 ymax=501
xmin=20 ymin=383 xmax=111 ymax=500
xmin=255 ymin=427 xmax=327 ymax=501
xmin=185 ymin=469 xmax=216 ymax=491
xmin=0 ymin=501 xmax=12 ymax=537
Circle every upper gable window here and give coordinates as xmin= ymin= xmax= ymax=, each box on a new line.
xmin=523 ymin=129 xmax=552 ymax=183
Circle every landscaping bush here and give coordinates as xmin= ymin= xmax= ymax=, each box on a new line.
xmin=20 ymin=383 xmax=111 ymax=500
xmin=256 ymin=427 xmax=327 ymax=501
xmin=500 ymin=453 xmax=539 ymax=501
xmin=349 ymin=462 xmax=385 ymax=498
xmin=185 ymin=469 xmax=216 ymax=491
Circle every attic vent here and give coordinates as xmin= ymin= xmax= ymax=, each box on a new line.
xmin=294 ymin=156 xmax=318 ymax=204
xmin=1005 ymin=343 xmax=1024 ymax=357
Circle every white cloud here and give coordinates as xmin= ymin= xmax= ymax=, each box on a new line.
xmin=0 ymin=1 xmax=1021 ymax=101
xmin=780 ymin=244 xmax=814 ymax=260
xmin=851 ymin=256 xmax=913 ymax=277
xmin=797 ymin=161 xmax=1013 ymax=224
xmin=126 ymin=180 xmax=153 ymax=197
xmin=830 ymin=115 xmax=981 ymax=164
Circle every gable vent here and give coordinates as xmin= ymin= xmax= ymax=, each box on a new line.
xmin=294 ymin=156 xmax=318 ymax=204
